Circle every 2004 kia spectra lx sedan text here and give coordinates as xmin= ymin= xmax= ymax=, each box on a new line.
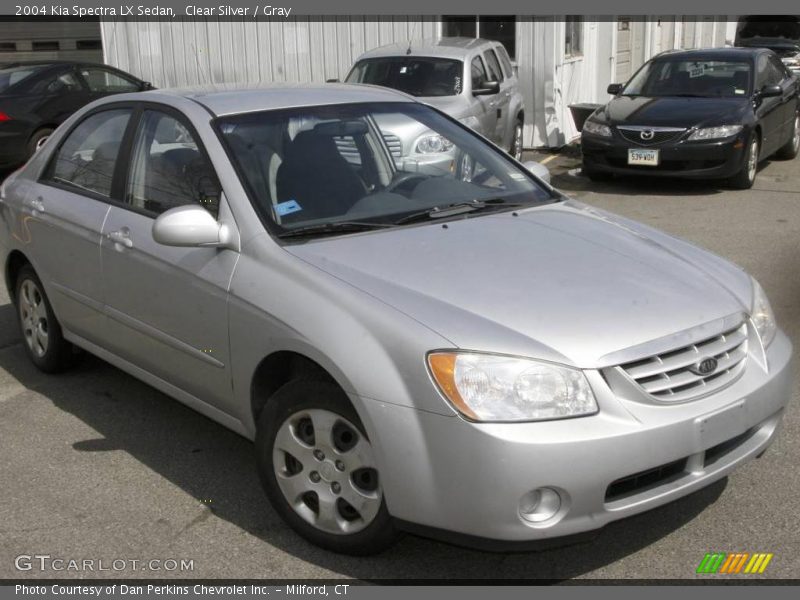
xmin=0 ymin=84 xmax=792 ymax=555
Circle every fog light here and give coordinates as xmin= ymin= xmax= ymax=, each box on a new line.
xmin=518 ymin=487 xmax=561 ymax=523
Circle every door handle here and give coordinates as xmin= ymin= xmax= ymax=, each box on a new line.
xmin=24 ymin=197 xmax=44 ymax=213
xmin=489 ymin=100 xmax=497 ymax=107
xmin=107 ymin=228 xmax=133 ymax=248
xmin=504 ymin=91 xmax=511 ymax=98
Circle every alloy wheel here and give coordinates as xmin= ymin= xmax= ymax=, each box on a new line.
xmin=272 ymin=409 xmax=382 ymax=535
xmin=747 ymin=138 xmax=758 ymax=184
xmin=18 ymin=279 xmax=49 ymax=358
xmin=35 ymin=135 xmax=50 ymax=151
xmin=793 ymin=115 xmax=800 ymax=154
xmin=512 ymin=122 xmax=523 ymax=161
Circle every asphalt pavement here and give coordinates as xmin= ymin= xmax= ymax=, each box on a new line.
xmin=1 ymin=153 xmax=798 ymax=580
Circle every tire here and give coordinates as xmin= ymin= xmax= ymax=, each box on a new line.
xmin=729 ymin=134 xmax=759 ymax=190
xmin=582 ymin=163 xmax=613 ymax=182
xmin=26 ymin=128 xmax=55 ymax=159
xmin=775 ymin=112 xmax=799 ymax=160
xmin=14 ymin=265 xmax=76 ymax=373
xmin=509 ymin=117 xmax=524 ymax=161
xmin=255 ymin=379 xmax=400 ymax=555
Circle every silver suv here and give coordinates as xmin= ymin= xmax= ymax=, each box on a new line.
xmin=346 ymin=37 xmax=526 ymax=161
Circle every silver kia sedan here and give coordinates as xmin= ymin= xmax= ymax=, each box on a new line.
xmin=0 ymin=84 xmax=792 ymax=555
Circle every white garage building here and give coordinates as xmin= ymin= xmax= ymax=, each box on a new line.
xmin=100 ymin=16 xmax=738 ymax=148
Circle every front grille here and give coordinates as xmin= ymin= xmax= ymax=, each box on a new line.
xmin=605 ymin=458 xmax=688 ymax=502
xmin=618 ymin=322 xmax=748 ymax=402
xmin=617 ymin=127 xmax=686 ymax=146
xmin=333 ymin=132 xmax=403 ymax=161
xmin=381 ymin=133 xmax=403 ymax=159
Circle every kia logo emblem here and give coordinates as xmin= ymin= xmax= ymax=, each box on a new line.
xmin=640 ymin=129 xmax=655 ymax=141
xmin=690 ymin=357 xmax=718 ymax=376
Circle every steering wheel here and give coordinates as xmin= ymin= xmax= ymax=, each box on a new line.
xmin=385 ymin=172 xmax=427 ymax=193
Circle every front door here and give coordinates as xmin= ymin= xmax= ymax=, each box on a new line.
xmin=99 ymin=108 xmax=237 ymax=410
xmin=484 ymin=48 xmax=511 ymax=146
xmin=469 ymin=55 xmax=499 ymax=141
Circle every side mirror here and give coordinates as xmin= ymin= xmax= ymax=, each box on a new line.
xmin=326 ymin=78 xmax=340 ymax=83
xmin=152 ymin=205 xmax=232 ymax=248
xmin=759 ymin=84 xmax=782 ymax=98
xmin=141 ymin=81 xmax=155 ymax=91
xmin=607 ymin=83 xmax=624 ymax=95
xmin=473 ymin=80 xmax=500 ymax=96
xmin=522 ymin=160 xmax=551 ymax=185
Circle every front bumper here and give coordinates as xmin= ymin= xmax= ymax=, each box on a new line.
xmin=582 ymin=132 xmax=747 ymax=179
xmin=357 ymin=330 xmax=792 ymax=545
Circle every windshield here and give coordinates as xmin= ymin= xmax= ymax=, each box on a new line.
xmin=345 ymin=57 xmax=464 ymax=97
xmin=218 ymin=102 xmax=552 ymax=237
xmin=0 ymin=65 xmax=44 ymax=93
xmin=623 ymin=59 xmax=752 ymax=98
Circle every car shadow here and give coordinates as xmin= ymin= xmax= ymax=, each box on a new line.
xmin=0 ymin=300 xmax=727 ymax=581
xmin=548 ymin=158 xmax=775 ymax=198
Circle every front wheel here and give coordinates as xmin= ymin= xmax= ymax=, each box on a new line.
xmin=729 ymin=135 xmax=759 ymax=190
xmin=775 ymin=113 xmax=799 ymax=160
xmin=26 ymin=128 xmax=55 ymax=159
xmin=255 ymin=380 xmax=400 ymax=555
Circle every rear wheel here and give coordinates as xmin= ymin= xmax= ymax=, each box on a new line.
xmin=730 ymin=135 xmax=759 ymax=189
xmin=26 ymin=128 xmax=55 ymax=159
xmin=255 ymin=380 xmax=400 ymax=555
xmin=509 ymin=117 xmax=524 ymax=161
xmin=775 ymin=113 xmax=799 ymax=160
xmin=15 ymin=265 xmax=75 ymax=373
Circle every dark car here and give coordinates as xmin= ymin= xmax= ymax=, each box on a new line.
xmin=0 ymin=61 xmax=152 ymax=169
xmin=581 ymin=48 xmax=799 ymax=189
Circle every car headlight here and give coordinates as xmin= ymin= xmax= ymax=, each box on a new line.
xmin=582 ymin=120 xmax=612 ymax=137
xmin=428 ymin=352 xmax=598 ymax=422
xmin=415 ymin=134 xmax=454 ymax=154
xmin=751 ymin=278 xmax=777 ymax=347
xmin=688 ymin=125 xmax=743 ymax=141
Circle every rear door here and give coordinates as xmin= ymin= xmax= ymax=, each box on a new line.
xmin=484 ymin=46 xmax=512 ymax=147
xmin=25 ymin=106 xmax=133 ymax=343
xmin=26 ymin=67 xmax=90 ymax=127
xmin=469 ymin=55 xmax=498 ymax=141
xmin=99 ymin=106 xmax=237 ymax=410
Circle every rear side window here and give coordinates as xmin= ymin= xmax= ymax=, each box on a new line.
xmin=484 ymin=50 xmax=505 ymax=82
xmin=125 ymin=110 xmax=221 ymax=217
xmin=47 ymin=109 xmax=131 ymax=197
xmin=0 ymin=65 xmax=44 ymax=92
xmin=79 ymin=67 xmax=140 ymax=93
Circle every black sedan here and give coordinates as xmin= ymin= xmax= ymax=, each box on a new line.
xmin=582 ymin=48 xmax=799 ymax=189
xmin=0 ymin=61 xmax=153 ymax=169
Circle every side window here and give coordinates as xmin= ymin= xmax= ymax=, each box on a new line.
xmin=47 ymin=109 xmax=131 ymax=197
xmin=33 ymin=71 xmax=82 ymax=94
xmin=126 ymin=110 xmax=221 ymax=218
xmin=80 ymin=67 xmax=140 ymax=93
xmin=496 ymin=45 xmax=514 ymax=78
xmin=484 ymin=50 xmax=504 ymax=82
xmin=471 ymin=56 xmax=488 ymax=89
xmin=768 ymin=56 xmax=787 ymax=84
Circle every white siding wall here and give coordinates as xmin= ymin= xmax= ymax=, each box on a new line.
xmin=101 ymin=18 xmax=438 ymax=88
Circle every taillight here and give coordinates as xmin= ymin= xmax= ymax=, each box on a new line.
xmin=0 ymin=111 xmax=11 ymax=122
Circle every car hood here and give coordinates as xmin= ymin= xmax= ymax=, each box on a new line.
xmin=598 ymin=96 xmax=749 ymax=128
xmin=286 ymin=201 xmax=752 ymax=368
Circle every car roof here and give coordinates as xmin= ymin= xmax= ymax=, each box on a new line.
xmin=653 ymin=47 xmax=768 ymax=61
xmin=123 ymin=82 xmax=417 ymax=117
xmin=356 ymin=37 xmax=500 ymax=61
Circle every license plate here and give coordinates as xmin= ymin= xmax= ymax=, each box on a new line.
xmin=628 ymin=148 xmax=660 ymax=166
xmin=696 ymin=400 xmax=747 ymax=450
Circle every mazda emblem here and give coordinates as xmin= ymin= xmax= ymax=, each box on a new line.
xmin=690 ymin=357 xmax=718 ymax=376
xmin=640 ymin=129 xmax=655 ymax=141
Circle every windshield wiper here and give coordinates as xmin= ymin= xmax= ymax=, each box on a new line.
xmin=393 ymin=198 xmax=522 ymax=225
xmin=276 ymin=221 xmax=393 ymax=239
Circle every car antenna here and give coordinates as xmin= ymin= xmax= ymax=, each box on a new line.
xmin=406 ymin=22 xmax=418 ymax=55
